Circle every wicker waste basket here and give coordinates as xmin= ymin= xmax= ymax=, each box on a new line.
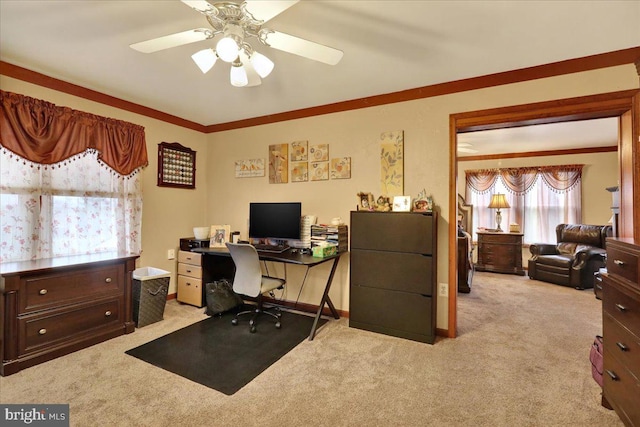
xmin=132 ymin=267 xmax=171 ymax=328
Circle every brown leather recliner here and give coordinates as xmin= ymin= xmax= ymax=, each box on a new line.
xmin=528 ymin=224 xmax=612 ymax=289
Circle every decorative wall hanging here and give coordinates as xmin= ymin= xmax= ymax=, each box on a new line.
xmin=158 ymin=142 xmax=196 ymax=189
xmin=290 ymin=140 xmax=308 ymax=161
xmin=310 ymin=144 xmax=329 ymax=162
xmin=291 ymin=162 xmax=308 ymax=182
xmin=380 ymin=131 xmax=404 ymax=196
xmin=268 ymin=143 xmax=288 ymax=183
xmin=330 ymin=157 xmax=351 ymax=179
xmin=234 ymin=159 xmax=265 ymax=178
xmin=310 ymin=161 xmax=329 ymax=181
xmin=209 ymin=224 xmax=231 ymax=248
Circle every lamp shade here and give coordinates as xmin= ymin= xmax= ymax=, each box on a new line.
xmin=250 ymin=51 xmax=274 ymax=78
xmin=216 ymin=36 xmax=239 ymax=63
xmin=488 ymin=193 xmax=510 ymax=209
xmin=230 ymin=61 xmax=248 ymax=87
xmin=191 ymin=48 xmax=217 ymax=74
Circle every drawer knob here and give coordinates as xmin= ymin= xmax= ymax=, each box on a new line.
xmin=616 ymin=342 xmax=629 ymax=352
xmin=613 ymin=259 xmax=625 ymax=266
xmin=605 ymin=370 xmax=619 ymax=381
xmin=39 ymin=289 xmax=48 ymax=295
xmin=615 ymin=303 xmax=627 ymax=312
xmin=105 ymin=277 xmax=112 ymax=283
xmin=105 ymin=311 xmax=112 ymax=317
xmin=186 ymin=269 xmax=192 ymax=273
xmin=39 ymin=328 xmax=47 ymax=335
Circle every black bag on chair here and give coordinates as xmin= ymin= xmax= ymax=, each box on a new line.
xmin=205 ymin=279 xmax=243 ymax=316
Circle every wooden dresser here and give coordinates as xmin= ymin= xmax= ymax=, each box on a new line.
xmin=349 ymin=211 xmax=437 ymax=344
xmin=0 ymin=253 xmax=138 ymax=376
xmin=601 ymin=238 xmax=640 ymax=426
xmin=476 ymin=231 xmax=525 ymax=276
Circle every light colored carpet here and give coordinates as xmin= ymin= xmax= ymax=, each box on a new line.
xmin=0 ymin=272 xmax=622 ymax=426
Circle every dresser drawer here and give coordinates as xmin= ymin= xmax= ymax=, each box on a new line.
xmin=177 ymin=263 xmax=203 ymax=278
xmin=350 ymin=211 xmax=434 ymax=254
xmin=178 ymin=250 xmax=202 ymax=266
xmin=603 ymin=278 xmax=640 ymax=338
xmin=350 ymin=250 xmax=433 ymax=295
xmin=603 ymin=348 xmax=640 ymax=426
xmin=479 ymin=233 xmax=522 ymax=244
xmin=607 ymin=246 xmax=639 ymax=285
xmin=20 ymin=264 xmax=124 ymax=314
xmin=19 ymin=298 xmax=122 ymax=356
xmin=604 ymin=313 xmax=640 ymax=380
xmin=177 ymin=275 xmax=203 ymax=307
xmin=349 ymin=285 xmax=434 ymax=343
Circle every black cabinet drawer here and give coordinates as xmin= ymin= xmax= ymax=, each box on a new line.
xmin=349 ymin=285 xmax=434 ymax=343
xmin=350 ymin=211 xmax=434 ymax=254
xmin=350 ymin=249 xmax=433 ymax=295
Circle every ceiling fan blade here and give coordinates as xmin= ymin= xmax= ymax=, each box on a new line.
xmin=130 ymin=29 xmax=212 ymax=53
xmin=181 ymin=0 xmax=216 ymax=14
xmin=458 ymin=147 xmax=479 ymax=153
xmin=244 ymin=0 xmax=299 ymax=23
xmin=261 ymin=30 xmax=343 ymax=65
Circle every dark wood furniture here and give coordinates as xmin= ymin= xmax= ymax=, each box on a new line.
xmin=349 ymin=211 xmax=437 ymax=344
xmin=601 ymin=238 xmax=640 ymax=426
xmin=476 ymin=231 xmax=525 ymax=276
xmin=0 ymin=253 xmax=138 ymax=376
xmin=458 ymin=194 xmax=473 ymax=293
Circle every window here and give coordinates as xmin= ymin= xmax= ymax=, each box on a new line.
xmin=0 ymin=150 xmax=142 ymax=262
xmin=466 ymin=165 xmax=582 ymax=244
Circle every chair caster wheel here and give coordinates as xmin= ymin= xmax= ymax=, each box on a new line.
xmin=276 ymin=312 xmax=282 ymax=318
xmin=275 ymin=322 xmax=281 ymax=329
xmin=231 ymin=318 xmax=238 ymax=326
xmin=250 ymin=326 xmax=257 ymax=333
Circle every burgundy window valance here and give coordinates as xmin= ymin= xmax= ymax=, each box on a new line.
xmin=0 ymin=90 xmax=148 ymax=176
xmin=466 ymin=164 xmax=583 ymax=195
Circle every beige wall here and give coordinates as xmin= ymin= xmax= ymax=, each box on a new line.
xmin=2 ymin=63 xmax=638 ymax=332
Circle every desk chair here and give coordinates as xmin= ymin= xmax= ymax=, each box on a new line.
xmin=225 ymin=242 xmax=286 ymax=333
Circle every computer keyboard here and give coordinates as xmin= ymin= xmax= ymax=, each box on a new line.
xmin=253 ymin=243 xmax=290 ymax=253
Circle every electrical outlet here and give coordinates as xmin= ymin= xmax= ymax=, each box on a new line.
xmin=438 ymin=283 xmax=448 ymax=297
xmin=167 ymin=249 xmax=175 ymax=260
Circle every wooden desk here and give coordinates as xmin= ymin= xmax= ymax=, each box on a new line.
xmin=476 ymin=231 xmax=525 ymax=276
xmin=192 ymin=247 xmax=343 ymax=340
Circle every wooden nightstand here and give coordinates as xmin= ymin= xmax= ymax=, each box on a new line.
xmin=476 ymin=231 xmax=525 ymax=276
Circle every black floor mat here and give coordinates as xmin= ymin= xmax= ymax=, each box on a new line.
xmin=125 ymin=310 xmax=326 ymax=395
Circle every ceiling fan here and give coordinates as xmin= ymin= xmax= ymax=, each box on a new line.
xmin=130 ymin=0 xmax=343 ymax=87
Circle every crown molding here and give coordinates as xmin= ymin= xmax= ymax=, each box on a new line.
xmin=2 ymin=46 xmax=639 ymax=133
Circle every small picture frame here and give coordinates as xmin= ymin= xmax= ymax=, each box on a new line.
xmin=209 ymin=225 xmax=231 ymax=248
xmin=392 ymin=196 xmax=411 ymax=212
xmin=357 ymin=192 xmax=374 ymax=211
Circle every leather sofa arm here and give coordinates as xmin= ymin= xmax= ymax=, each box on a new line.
xmin=573 ymin=247 xmax=607 ymax=270
xmin=529 ymin=243 xmax=557 ymax=257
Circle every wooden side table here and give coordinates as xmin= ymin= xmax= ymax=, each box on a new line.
xmin=476 ymin=231 xmax=525 ymax=276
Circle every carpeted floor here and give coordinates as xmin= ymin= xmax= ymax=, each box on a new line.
xmin=0 ymin=271 xmax=623 ymax=426
xmin=125 ymin=310 xmax=326 ymax=395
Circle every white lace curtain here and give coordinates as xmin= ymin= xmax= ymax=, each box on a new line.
xmin=465 ymin=165 xmax=583 ymax=244
xmin=0 ymin=151 xmax=143 ymax=262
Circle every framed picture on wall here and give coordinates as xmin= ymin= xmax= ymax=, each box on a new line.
xmin=157 ymin=142 xmax=196 ymax=189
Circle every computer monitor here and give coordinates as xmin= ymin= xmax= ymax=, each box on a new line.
xmin=249 ymin=202 xmax=302 ymax=242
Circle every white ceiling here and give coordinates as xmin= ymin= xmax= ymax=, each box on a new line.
xmin=1 ymin=0 xmax=639 ymax=129
xmin=457 ymin=117 xmax=619 ymax=157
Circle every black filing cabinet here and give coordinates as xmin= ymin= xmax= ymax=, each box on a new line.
xmin=349 ymin=211 xmax=437 ymax=343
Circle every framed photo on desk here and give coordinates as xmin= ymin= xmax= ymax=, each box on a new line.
xmin=209 ymin=225 xmax=231 ymax=248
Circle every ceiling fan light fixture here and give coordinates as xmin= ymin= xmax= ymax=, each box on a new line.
xmin=230 ymin=59 xmax=248 ymax=87
xmin=216 ymin=36 xmax=239 ymax=62
xmin=191 ymin=48 xmax=217 ymax=73
xmin=250 ymin=51 xmax=274 ymax=78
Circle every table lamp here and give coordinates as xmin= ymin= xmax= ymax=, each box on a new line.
xmin=488 ymin=193 xmax=510 ymax=232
